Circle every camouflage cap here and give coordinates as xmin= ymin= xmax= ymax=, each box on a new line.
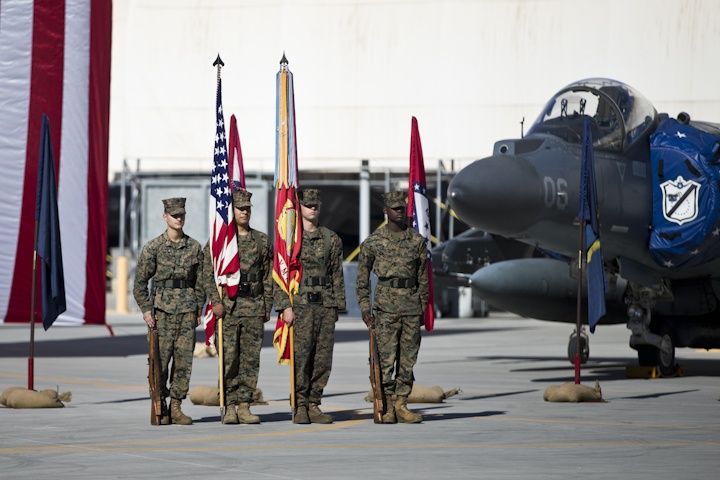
xmin=382 ymin=190 xmax=407 ymax=209
xmin=299 ymin=188 xmax=322 ymax=206
xmin=232 ymin=188 xmax=253 ymax=208
xmin=162 ymin=197 xmax=186 ymax=216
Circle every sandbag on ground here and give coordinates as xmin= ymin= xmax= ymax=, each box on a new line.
xmin=0 ymin=386 xmax=26 ymax=406
xmin=189 ymin=386 xmax=267 ymax=406
xmin=543 ymin=380 xmax=603 ymax=403
xmin=1 ymin=387 xmax=72 ymax=408
xmin=193 ymin=342 xmax=218 ymax=358
xmin=365 ymin=384 xmax=461 ymax=403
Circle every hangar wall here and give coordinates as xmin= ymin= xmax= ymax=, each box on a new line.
xmin=109 ymin=0 xmax=720 ymax=180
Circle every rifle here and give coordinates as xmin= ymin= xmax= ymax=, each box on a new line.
xmin=148 ymin=284 xmax=163 ymax=425
xmin=368 ymin=318 xmax=384 ymax=424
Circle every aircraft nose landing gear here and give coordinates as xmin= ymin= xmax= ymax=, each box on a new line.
xmin=568 ymin=328 xmax=589 ymax=365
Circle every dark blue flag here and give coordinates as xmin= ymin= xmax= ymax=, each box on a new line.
xmin=35 ymin=114 xmax=66 ymax=330
xmin=579 ymin=118 xmax=606 ymax=333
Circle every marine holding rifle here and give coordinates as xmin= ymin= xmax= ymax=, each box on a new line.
xmin=200 ymin=188 xmax=273 ymax=424
xmin=275 ymin=189 xmax=346 ymax=424
xmin=356 ymin=190 xmax=428 ymax=424
xmin=133 ymin=197 xmax=204 ymax=425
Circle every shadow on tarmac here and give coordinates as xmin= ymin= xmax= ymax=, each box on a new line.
xmin=0 ymin=327 xmax=514 ymax=358
xmin=460 ymin=389 xmax=539 ymax=401
xmin=465 ymin=355 xmax=720 ymax=379
xmin=192 ymin=407 xmax=505 ymax=424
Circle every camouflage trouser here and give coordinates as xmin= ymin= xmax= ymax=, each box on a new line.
xmin=218 ymin=314 xmax=264 ymax=404
xmin=292 ymin=305 xmax=337 ymax=407
xmin=151 ymin=310 xmax=196 ymax=400
xmin=374 ymin=310 xmax=421 ymax=398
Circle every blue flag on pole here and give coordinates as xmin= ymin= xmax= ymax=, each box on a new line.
xmin=35 ymin=114 xmax=66 ymax=330
xmin=579 ymin=118 xmax=606 ymax=333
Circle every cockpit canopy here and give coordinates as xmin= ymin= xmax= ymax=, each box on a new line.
xmin=527 ymin=78 xmax=657 ymax=152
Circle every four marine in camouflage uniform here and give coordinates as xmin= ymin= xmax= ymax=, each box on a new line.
xmin=135 ymin=190 xmax=430 ymax=426
xmin=356 ymin=190 xmax=428 ymax=424
xmin=201 ymin=189 xmax=273 ymax=424
xmin=275 ymin=189 xmax=346 ymax=424
xmin=133 ymin=197 xmax=204 ymax=425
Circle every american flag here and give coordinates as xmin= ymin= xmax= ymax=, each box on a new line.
xmin=204 ymin=76 xmax=240 ymax=345
xmin=0 ymin=0 xmax=111 ymax=326
xmin=408 ymin=117 xmax=435 ymax=332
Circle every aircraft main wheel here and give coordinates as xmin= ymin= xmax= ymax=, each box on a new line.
xmin=636 ymin=333 xmax=675 ymax=376
xmin=657 ymin=332 xmax=676 ymax=376
xmin=567 ymin=333 xmax=589 ymax=365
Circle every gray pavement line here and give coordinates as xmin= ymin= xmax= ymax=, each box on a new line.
xmin=487 ymin=416 xmax=720 ymax=430
xmin=3 ymin=439 xmax=720 ymax=455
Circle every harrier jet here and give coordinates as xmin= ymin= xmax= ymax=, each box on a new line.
xmin=448 ymin=78 xmax=720 ymax=374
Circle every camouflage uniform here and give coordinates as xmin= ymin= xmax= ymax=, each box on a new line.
xmin=274 ymin=189 xmax=346 ymax=410
xmin=133 ymin=198 xmax=204 ymax=402
xmin=356 ymin=191 xmax=428 ymax=399
xmin=201 ymin=190 xmax=273 ymax=407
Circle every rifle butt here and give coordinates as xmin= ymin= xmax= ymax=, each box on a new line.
xmin=369 ymin=326 xmax=385 ymax=424
xmin=148 ymin=327 xmax=163 ymax=425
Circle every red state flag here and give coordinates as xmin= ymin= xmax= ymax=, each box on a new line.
xmin=228 ymin=114 xmax=246 ymax=190
xmin=408 ymin=117 xmax=436 ymax=332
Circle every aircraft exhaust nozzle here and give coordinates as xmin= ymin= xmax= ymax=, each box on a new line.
xmin=448 ymin=155 xmax=542 ymax=236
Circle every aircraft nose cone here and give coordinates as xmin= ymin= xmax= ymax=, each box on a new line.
xmin=448 ymin=155 xmax=542 ymax=235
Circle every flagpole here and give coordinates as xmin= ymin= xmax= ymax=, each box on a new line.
xmin=272 ymin=53 xmax=301 ymax=420
xmin=28 ymin=220 xmax=39 ymax=391
xmin=217 ymin=312 xmax=225 ymax=421
xmin=575 ymin=219 xmax=585 ymax=385
xmin=212 ymin=53 xmax=227 ymax=422
xmin=289 ymin=324 xmax=296 ymax=419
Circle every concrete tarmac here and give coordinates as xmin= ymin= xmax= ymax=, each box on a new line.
xmin=2 ymin=311 xmax=719 ymax=479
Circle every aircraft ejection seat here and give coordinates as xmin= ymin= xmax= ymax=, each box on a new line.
xmin=594 ymin=86 xmax=624 ymax=151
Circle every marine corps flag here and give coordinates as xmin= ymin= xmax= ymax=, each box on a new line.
xmin=272 ymin=54 xmax=303 ymax=365
xmin=408 ymin=117 xmax=435 ymax=332
xmin=579 ymin=117 xmax=607 ymax=333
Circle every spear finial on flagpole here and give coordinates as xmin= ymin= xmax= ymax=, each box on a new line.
xmin=280 ymin=51 xmax=289 ymax=71
xmin=214 ymin=54 xmax=224 ymax=89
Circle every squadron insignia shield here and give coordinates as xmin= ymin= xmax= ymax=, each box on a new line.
xmin=661 ymin=176 xmax=700 ymax=226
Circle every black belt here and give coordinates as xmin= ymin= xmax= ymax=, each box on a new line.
xmin=155 ymin=279 xmax=191 ymax=288
xmin=302 ymin=276 xmax=332 ymax=287
xmin=239 ymin=273 xmax=259 ymax=282
xmin=378 ymin=278 xmax=416 ymax=288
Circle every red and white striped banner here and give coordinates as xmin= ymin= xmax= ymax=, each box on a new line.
xmin=0 ymin=0 xmax=112 ymax=326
